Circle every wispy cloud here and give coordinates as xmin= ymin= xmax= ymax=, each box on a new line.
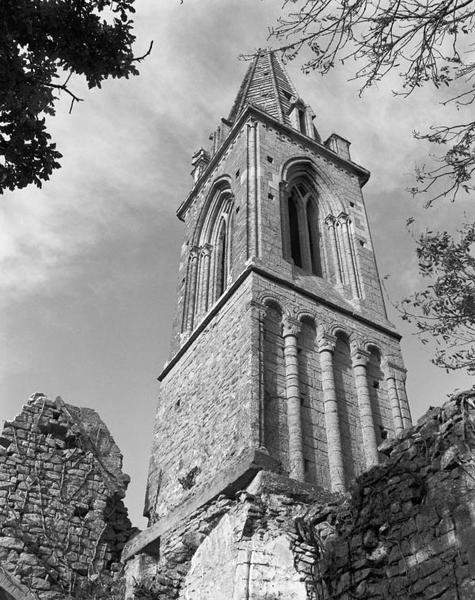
xmin=2 ymin=0 xmax=473 ymax=527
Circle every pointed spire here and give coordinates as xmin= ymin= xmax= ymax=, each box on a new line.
xmin=228 ymin=49 xmax=299 ymax=127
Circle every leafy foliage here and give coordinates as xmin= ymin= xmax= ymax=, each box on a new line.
xmin=0 ymin=0 xmax=148 ymax=193
xmin=270 ymin=1 xmax=475 ymax=373
xmin=400 ymin=223 xmax=475 ymax=373
xmin=270 ymin=0 xmax=475 ymax=204
xmin=71 ymin=570 xmax=125 ymax=600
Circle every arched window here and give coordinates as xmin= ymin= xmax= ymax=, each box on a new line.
xmin=214 ymin=217 xmax=227 ymax=300
xmin=283 ymin=178 xmax=323 ymax=276
xmin=307 ymin=195 xmax=322 ymax=276
xmin=288 ymin=189 xmax=302 ymax=268
xmin=182 ymin=182 xmax=234 ymax=333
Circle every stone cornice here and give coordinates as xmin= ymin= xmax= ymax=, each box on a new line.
xmin=158 ymin=264 xmax=401 ymax=382
xmin=176 ymin=105 xmax=371 ymax=222
xmin=282 ymin=315 xmax=302 ymax=337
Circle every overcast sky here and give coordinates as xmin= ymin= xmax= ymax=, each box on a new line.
xmin=1 ymin=1 xmax=473 ymax=528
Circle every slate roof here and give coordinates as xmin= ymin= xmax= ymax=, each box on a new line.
xmin=228 ymin=49 xmax=300 ymax=126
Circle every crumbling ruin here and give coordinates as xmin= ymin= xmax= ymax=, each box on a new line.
xmin=124 ymin=389 xmax=475 ymax=599
xmin=0 ymin=393 xmax=133 ymax=599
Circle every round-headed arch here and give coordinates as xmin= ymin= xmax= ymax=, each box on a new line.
xmin=261 ymin=295 xmax=284 ymax=315
xmin=328 ymin=323 xmax=351 ymax=342
xmin=296 ymin=310 xmax=317 ymax=329
xmin=366 ymin=342 xmax=383 ymax=360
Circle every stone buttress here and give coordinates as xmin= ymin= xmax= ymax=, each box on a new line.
xmin=123 ymin=49 xmax=412 ymax=599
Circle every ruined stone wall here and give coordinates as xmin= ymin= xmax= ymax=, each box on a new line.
xmin=0 ymin=394 xmax=133 ymax=600
xmin=126 ymin=390 xmax=475 ymax=600
xmin=295 ymin=389 xmax=475 ymax=599
xmin=126 ymin=473 xmax=337 ymax=600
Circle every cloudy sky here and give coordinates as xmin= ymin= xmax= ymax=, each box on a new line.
xmin=1 ymin=1 xmax=473 ymax=527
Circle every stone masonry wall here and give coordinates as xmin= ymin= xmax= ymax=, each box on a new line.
xmin=146 ymin=276 xmax=257 ymax=522
xmin=126 ymin=473 xmax=338 ymax=600
xmin=171 ymin=113 xmax=395 ymax=356
xmin=254 ymin=271 xmax=404 ymax=489
xmin=294 ymin=389 xmax=475 ymax=599
xmin=0 ymin=393 xmax=133 ymax=599
xmin=169 ymin=126 xmax=249 ymax=356
xmin=127 ymin=390 xmax=474 ymax=600
xmin=257 ymin=123 xmax=389 ymax=326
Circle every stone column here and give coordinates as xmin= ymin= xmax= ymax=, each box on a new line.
xmin=282 ymin=315 xmax=305 ymax=481
xmin=325 ymin=215 xmax=343 ymax=285
xmin=338 ymin=212 xmax=360 ymax=298
xmin=382 ymin=358 xmax=404 ymax=435
xmin=395 ymin=368 xmax=412 ymax=428
xmin=318 ymin=333 xmax=345 ymax=492
xmin=351 ymin=346 xmax=379 ymax=468
xmin=184 ymin=246 xmax=200 ymax=332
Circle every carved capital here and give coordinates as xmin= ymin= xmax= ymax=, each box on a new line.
xmin=201 ymin=243 xmax=213 ymax=257
xmin=279 ymin=180 xmax=289 ymax=194
xmin=324 ymin=214 xmax=337 ymax=229
xmin=337 ymin=211 xmax=350 ymax=225
xmin=189 ymin=246 xmax=201 ymax=260
xmin=381 ymin=357 xmax=407 ymax=379
xmin=351 ymin=346 xmax=371 ymax=368
xmin=282 ymin=315 xmax=301 ymax=338
xmin=381 ymin=359 xmax=396 ymax=381
xmin=318 ymin=333 xmax=337 ymax=354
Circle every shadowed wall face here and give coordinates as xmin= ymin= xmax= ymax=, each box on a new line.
xmin=297 ymin=319 xmax=326 ymax=486
xmin=333 ymin=333 xmax=362 ymax=482
xmin=263 ymin=303 xmax=288 ymax=472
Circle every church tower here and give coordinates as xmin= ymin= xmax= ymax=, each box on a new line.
xmin=144 ymin=50 xmax=411 ymax=526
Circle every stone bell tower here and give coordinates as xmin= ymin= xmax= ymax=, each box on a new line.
xmin=126 ymin=50 xmax=411 ymax=567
